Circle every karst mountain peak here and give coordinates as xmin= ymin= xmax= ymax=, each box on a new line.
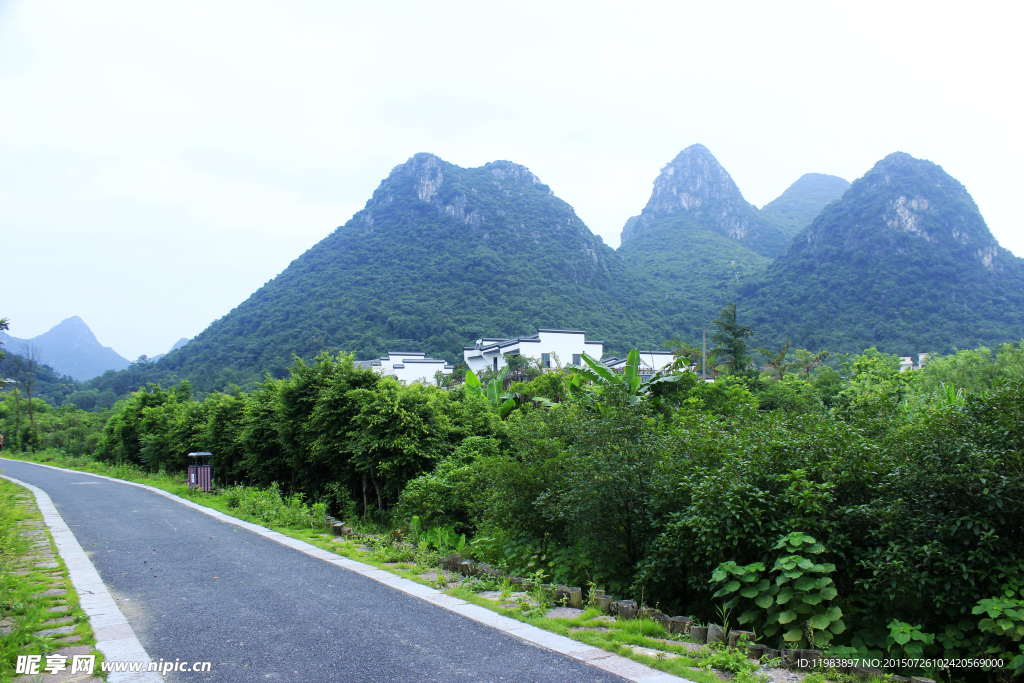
xmin=619 ymin=144 xmax=790 ymax=258
xmin=746 ymin=149 xmax=1024 ymax=353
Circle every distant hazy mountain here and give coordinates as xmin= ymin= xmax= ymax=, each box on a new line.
xmin=0 ymin=316 xmax=131 ymax=381
xmin=760 ymin=173 xmax=850 ymax=238
xmin=744 ymin=152 xmax=1024 ymax=353
xmin=150 ymin=337 xmax=189 ymax=363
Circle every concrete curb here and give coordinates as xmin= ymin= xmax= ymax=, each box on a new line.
xmin=1 ymin=472 xmax=163 ymax=683
xmin=1 ymin=459 xmax=685 ymax=683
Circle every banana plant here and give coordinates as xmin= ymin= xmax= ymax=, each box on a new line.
xmin=564 ymin=349 xmax=684 ymax=407
xmin=464 ymin=366 xmax=517 ymax=418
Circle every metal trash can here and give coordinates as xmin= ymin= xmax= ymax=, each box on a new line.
xmin=187 ymin=452 xmax=213 ymax=491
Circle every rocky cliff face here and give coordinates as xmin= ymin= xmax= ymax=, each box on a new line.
xmin=356 ymin=153 xmax=608 ymax=283
xmin=620 ymin=144 xmax=789 ymax=258
xmin=798 ymin=152 xmax=1007 ymax=271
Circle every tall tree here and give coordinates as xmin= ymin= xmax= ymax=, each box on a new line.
xmin=711 ymin=303 xmax=754 ymax=375
xmin=756 ymin=340 xmax=800 ymax=380
xmin=793 ymin=348 xmax=830 ymax=379
xmin=0 ymin=317 xmax=8 ymax=364
xmin=663 ymin=338 xmax=702 ymax=365
xmin=13 ymin=343 xmax=42 ymax=447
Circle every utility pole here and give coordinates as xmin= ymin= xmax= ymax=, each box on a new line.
xmin=702 ymin=327 xmax=706 ymax=381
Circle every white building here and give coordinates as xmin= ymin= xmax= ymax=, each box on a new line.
xmin=357 ymin=352 xmax=453 ymax=385
xmin=899 ymin=353 xmax=930 ymax=373
xmin=463 ymin=329 xmax=605 ymax=374
xmin=601 ymin=350 xmax=678 ymax=377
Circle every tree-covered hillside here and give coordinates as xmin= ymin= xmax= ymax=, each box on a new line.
xmin=108 ymin=154 xmax=663 ymax=394
xmin=759 ymin=172 xmax=850 ymax=238
xmin=743 ymin=152 xmax=1024 ymax=354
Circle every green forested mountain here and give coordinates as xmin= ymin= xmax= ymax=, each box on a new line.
xmin=74 ymin=147 xmax=1024 ymax=400
xmin=110 ymin=154 xmax=662 ymax=394
xmin=615 ymin=144 xmax=788 ymax=331
xmin=619 ymin=144 xmax=791 ymax=257
xmin=743 ymin=152 xmax=1024 ymax=353
xmin=759 ymin=172 xmax=850 ymax=238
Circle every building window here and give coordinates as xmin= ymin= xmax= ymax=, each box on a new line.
xmin=542 ymin=353 xmax=550 ymax=368
xmin=493 ymin=357 xmax=498 ymax=371
xmin=572 ymin=354 xmax=581 ymax=366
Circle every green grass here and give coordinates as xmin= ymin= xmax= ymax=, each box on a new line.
xmin=0 ymin=477 xmax=105 ymax=682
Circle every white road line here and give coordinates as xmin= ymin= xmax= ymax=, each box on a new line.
xmin=2 ymin=473 xmax=163 ymax=683
xmin=1 ymin=459 xmax=685 ymax=683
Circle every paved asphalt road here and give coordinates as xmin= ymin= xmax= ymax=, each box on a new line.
xmin=1 ymin=459 xmax=629 ymax=683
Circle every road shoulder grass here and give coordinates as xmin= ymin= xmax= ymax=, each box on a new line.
xmin=0 ymin=476 xmax=105 ymax=682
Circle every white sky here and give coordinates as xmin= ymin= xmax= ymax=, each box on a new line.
xmin=2 ymin=0 xmax=1022 ymax=361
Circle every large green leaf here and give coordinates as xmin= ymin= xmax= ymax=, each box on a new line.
xmin=794 ymin=576 xmax=816 ymax=591
xmin=738 ymin=610 xmax=760 ymax=625
xmin=778 ymin=609 xmax=797 ymax=624
xmin=497 ymin=396 xmax=516 ymax=418
xmin=486 ymin=378 xmax=502 ymax=405
xmin=624 ymin=349 xmax=640 ymax=390
xmin=819 ymin=587 xmax=838 ymax=600
xmin=740 ymin=586 xmax=760 ymax=598
xmin=815 ymin=630 xmax=834 ymax=645
xmin=580 ymin=353 xmax=615 ymax=382
xmin=755 ymin=594 xmax=775 ymax=609
xmin=783 ymin=627 xmax=803 ymax=642
xmin=802 ymin=593 xmax=822 ymax=605
xmin=825 ymin=605 xmax=843 ymax=620
xmin=829 ymin=619 xmax=846 ymax=634
xmin=465 ymin=368 xmax=482 ymax=392
xmin=723 ymin=580 xmax=741 ymax=593
xmin=809 ymin=613 xmax=832 ymax=630
xmin=777 ymin=588 xmax=794 ymax=604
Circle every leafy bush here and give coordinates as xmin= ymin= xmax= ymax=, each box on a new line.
xmin=233 ymin=483 xmax=321 ymax=528
xmin=712 ymin=532 xmax=843 ymax=649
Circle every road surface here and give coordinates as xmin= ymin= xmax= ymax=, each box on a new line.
xmin=1 ymin=458 xmax=637 ymax=683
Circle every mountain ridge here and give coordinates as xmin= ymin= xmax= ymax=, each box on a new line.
xmin=743 ymin=151 xmax=1024 ymax=353
xmin=110 ymin=152 xmax=663 ymax=394
xmin=760 ymin=172 xmax=850 ymax=238
xmin=0 ymin=316 xmax=131 ymax=381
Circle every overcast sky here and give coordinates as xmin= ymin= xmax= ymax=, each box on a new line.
xmin=2 ymin=0 xmax=1022 ymax=361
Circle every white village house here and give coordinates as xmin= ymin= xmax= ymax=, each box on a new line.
xmin=464 ymin=329 xmax=604 ymax=374
xmin=899 ymin=353 xmax=930 ymax=373
xmin=356 ymin=352 xmax=453 ymax=385
xmin=463 ymin=329 xmax=677 ymax=377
